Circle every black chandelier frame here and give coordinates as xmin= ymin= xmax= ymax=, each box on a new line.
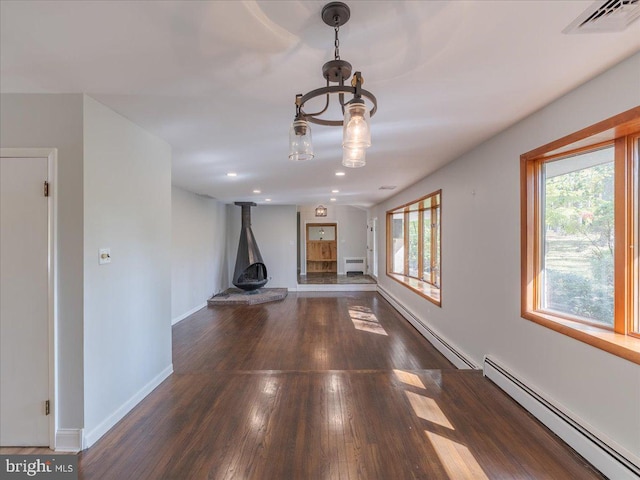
xmin=294 ymin=2 xmax=378 ymax=127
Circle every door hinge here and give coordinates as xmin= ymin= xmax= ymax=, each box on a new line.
xmin=45 ymin=400 xmax=50 ymax=416
xmin=44 ymin=181 xmax=50 ymax=197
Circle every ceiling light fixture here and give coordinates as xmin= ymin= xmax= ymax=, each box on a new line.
xmin=288 ymin=2 xmax=377 ymax=167
xmin=335 ymin=171 xmax=345 ymax=176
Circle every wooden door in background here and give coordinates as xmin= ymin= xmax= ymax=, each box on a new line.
xmin=306 ymin=223 xmax=337 ymax=273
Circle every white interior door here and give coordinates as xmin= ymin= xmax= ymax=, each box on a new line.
xmin=367 ymin=218 xmax=378 ymax=277
xmin=0 ymin=156 xmax=50 ymax=446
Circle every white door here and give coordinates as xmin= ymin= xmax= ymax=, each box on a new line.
xmin=367 ymin=219 xmax=374 ymax=275
xmin=367 ymin=218 xmax=378 ymax=277
xmin=0 ymin=157 xmax=50 ymax=446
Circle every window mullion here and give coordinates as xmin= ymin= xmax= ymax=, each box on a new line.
xmin=430 ymin=206 xmax=437 ymax=285
xmin=614 ymin=136 xmax=629 ymax=334
xmin=418 ymin=202 xmax=424 ymax=281
xmin=404 ymin=209 xmax=409 ymax=276
xmin=632 ymin=135 xmax=640 ymax=337
xmin=613 ymin=137 xmax=633 ymax=334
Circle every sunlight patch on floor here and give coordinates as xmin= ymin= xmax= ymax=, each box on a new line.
xmin=349 ymin=306 xmax=388 ymax=336
xmin=404 ymin=391 xmax=454 ymax=430
xmin=425 ymin=430 xmax=489 ymax=480
xmin=393 ymin=369 xmax=426 ymax=389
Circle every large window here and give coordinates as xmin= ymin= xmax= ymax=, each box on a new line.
xmin=387 ymin=190 xmax=441 ymax=306
xmin=541 ymin=146 xmax=615 ymax=326
xmin=521 ymin=107 xmax=640 ymax=364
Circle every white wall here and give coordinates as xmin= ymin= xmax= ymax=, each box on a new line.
xmin=172 ymin=186 xmax=228 ymax=322
xmin=0 ymin=94 xmax=85 ymax=431
xmin=82 ymin=96 xmax=172 ymax=444
xmin=227 ymin=204 xmax=297 ymax=289
xmin=298 ymin=204 xmax=368 ymax=274
xmin=372 ymin=53 xmax=640 ymax=459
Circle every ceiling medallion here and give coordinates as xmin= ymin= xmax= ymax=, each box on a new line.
xmin=289 ymin=2 xmax=377 ymax=168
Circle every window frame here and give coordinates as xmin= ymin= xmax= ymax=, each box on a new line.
xmin=386 ymin=190 xmax=442 ymax=306
xmin=521 ymin=107 xmax=640 ymax=364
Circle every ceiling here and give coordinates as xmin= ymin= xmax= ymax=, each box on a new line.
xmin=1 ymin=1 xmax=639 ymax=207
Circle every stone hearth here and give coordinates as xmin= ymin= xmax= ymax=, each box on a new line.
xmin=208 ymin=288 xmax=288 ymax=306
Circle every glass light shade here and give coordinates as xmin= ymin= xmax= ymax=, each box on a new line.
xmin=289 ymin=119 xmax=314 ymax=161
xmin=342 ymin=145 xmax=366 ymax=168
xmin=343 ymin=102 xmax=371 ymax=149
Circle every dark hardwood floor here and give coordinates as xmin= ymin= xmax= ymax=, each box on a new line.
xmin=78 ymin=292 xmax=603 ymax=479
xmin=297 ymin=273 xmax=377 ymax=284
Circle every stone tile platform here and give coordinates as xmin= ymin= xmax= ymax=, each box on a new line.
xmin=208 ymin=288 xmax=288 ymax=306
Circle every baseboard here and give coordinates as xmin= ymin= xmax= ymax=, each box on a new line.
xmin=172 ymin=303 xmax=206 ymax=325
xmin=54 ymin=429 xmax=83 ymax=452
xmin=484 ymin=356 xmax=640 ymax=480
xmin=83 ymin=364 xmax=173 ymax=449
xmin=377 ymin=286 xmax=478 ymax=369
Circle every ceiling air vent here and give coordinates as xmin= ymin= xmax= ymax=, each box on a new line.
xmin=563 ymin=0 xmax=640 ymax=33
xmin=379 ymin=185 xmax=397 ymax=190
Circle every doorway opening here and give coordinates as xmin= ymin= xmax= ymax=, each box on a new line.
xmin=306 ymin=223 xmax=337 ymax=274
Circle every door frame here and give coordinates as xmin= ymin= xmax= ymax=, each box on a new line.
xmin=305 ymin=222 xmax=338 ymax=274
xmin=1 ymin=148 xmax=57 ymax=449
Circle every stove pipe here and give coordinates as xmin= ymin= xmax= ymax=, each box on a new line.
xmin=232 ymin=202 xmax=268 ymax=291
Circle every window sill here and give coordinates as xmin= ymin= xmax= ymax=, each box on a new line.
xmin=387 ymin=273 xmax=441 ymax=307
xmin=523 ymin=311 xmax=640 ymax=365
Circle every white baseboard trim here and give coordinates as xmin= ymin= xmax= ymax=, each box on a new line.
xmin=172 ymin=303 xmax=207 ymax=325
xmin=54 ymin=428 xmax=83 ymax=452
xmin=83 ymin=364 xmax=173 ymax=449
xmin=484 ymin=356 xmax=640 ymax=480
xmin=377 ymin=286 xmax=478 ymax=369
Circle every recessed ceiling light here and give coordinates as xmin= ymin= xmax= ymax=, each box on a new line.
xmin=265 ymin=198 xmax=272 ymax=202
xmin=330 ymin=198 xmax=337 ymax=202
xmin=331 ymin=189 xmax=339 ymax=193
xmin=253 ymin=189 xmax=261 ymax=194
xmin=335 ymin=172 xmax=345 ymax=176
xmin=226 ymin=172 xmax=237 ymax=177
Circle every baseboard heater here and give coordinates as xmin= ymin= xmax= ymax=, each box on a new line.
xmin=344 ymin=257 xmax=365 ymax=274
xmin=484 ymin=356 xmax=640 ymax=480
xmin=377 ymin=286 xmax=477 ymax=370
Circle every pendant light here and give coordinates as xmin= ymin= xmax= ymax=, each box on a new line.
xmin=342 ymin=145 xmax=366 ymax=168
xmin=289 ymin=116 xmax=313 ymax=161
xmin=343 ymin=99 xmax=371 ymax=150
xmin=288 ymin=2 xmax=377 ymax=167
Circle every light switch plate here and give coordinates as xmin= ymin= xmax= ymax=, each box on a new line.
xmin=99 ymin=248 xmax=111 ymax=265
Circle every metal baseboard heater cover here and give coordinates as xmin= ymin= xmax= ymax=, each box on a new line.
xmin=484 ymin=356 xmax=640 ymax=479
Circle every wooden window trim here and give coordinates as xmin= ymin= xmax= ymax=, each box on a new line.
xmin=521 ymin=107 xmax=640 ymax=365
xmin=387 ymin=190 xmax=442 ymax=306
xmin=388 ymin=272 xmax=441 ymax=306
xmin=431 ymin=204 xmax=439 ymax=286
xmin=418 ymin=202 xmax=424 ymax=281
